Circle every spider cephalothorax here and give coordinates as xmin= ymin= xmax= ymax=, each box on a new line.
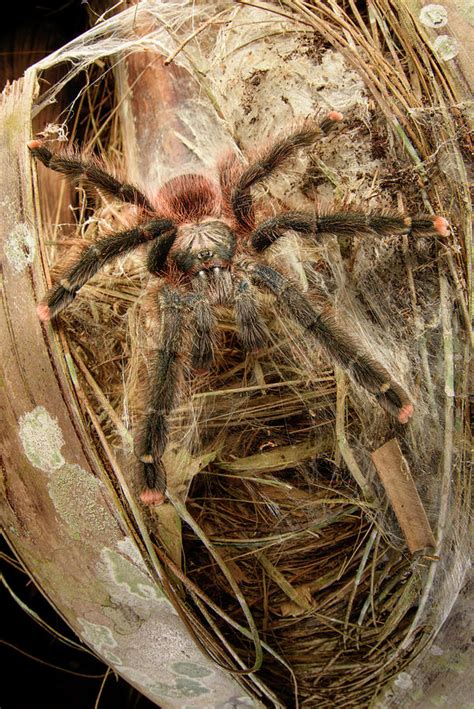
xmin=170 ymin=220 xmax=237 ymax=278
xmin=29 ymin=112 xmax=449 ymax=505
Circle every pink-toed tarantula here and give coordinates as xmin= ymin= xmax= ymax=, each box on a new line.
xmin=29 ymin=112 xmax=449 ymax=505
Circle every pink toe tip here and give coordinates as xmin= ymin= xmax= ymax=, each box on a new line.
xmin=398 ymin=403 xmax=414 ymax=424
xmin=327 ymin=111 xmax=344 ymax=122
xmin=36 ymin=303 xmax=51 ymax=321
xmin=140 ymin=488 xmax=166 ymax=506
xmin=27 ymin=140 xmax=42 ymax=150
xmin=433 ymin=216 xmax=449 ymax=237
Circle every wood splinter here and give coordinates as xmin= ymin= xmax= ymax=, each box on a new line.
xmin=371 ymin=438 xmax=436 ymax=555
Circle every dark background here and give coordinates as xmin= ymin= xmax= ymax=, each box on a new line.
xmin=1 ymin=1 xmax=155 ymax=707
xmin=1 ymin=537 xmax=156 ymax=708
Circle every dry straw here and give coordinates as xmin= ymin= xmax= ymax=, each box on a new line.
xmin=23 ymin=1 xmax=471 ymax=706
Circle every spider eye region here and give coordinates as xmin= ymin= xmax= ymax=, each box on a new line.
xmin=197 ymin=249 xmax=214 ymax=260
xmin=171 ymin=220 xmax=236 ymax=275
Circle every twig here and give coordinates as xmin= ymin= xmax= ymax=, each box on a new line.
xmin=371 ymin=439 xmax=436 ymax=554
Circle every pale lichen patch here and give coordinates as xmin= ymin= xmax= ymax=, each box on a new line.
xmin=116 ymin=537 xmax=146 ymax=567
xmin=19 ymin=408 xmax=120 ymax=543
xmin=96 ymin=546 xmax=172 ymax=633
xmin=211 ymin=697 xmax=256 ymax=709
xmin=102 ymin=615 xmax=242 ymax=706
xmin=48 ymin=464 xmax=117 ymax=541
xmin=433 ymin=34 xmax=460 ymax=60
xmin=120 ymin=615 xmax=210 ymax=677
xmin=419 ymin=4 xmax=449 ymax=28
xmin=102 ymin=602 xmax=144 ymax=635
xmin=171 ymin=661 xmax=214 ymax=678
xmin=19 ymin=406 xmax=65 ymax=472
xmin=4 ymin=222 xmax=36 ymax=274
xmin=394 ymin=672 xmax=414 ymax=690
xmin=100 ymin=547 xmax=165 ymax=601
xmin=148 ymin=677 xmax=209 ymax=699
xmin=124 ymin=668 xmax=210 ymax=704
xmin=77 ymin=617 xmax=123 ymax=665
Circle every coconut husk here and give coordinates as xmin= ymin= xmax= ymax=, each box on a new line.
xmin=1 ymin=1 xmax=471 ymax=707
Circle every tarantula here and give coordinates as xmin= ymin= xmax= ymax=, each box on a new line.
xmin=29 ymin=112 xmax=449 ymax=505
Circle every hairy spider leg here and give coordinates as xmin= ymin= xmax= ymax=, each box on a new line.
xmin=189 ymin=294 xmax=216 ymax=371
xmin=139 ymin=274 xmax=275 ymax=504
xmin=28 ymin=141 xmax=155 ymax=212
xmin=37 ymin=219 xmax=176 ymax=320
xmin=147 ymin=230 xmax=179 ymax=274
xmin=234 ymin=278 xmax=268 ymax=351
xmin=251 ymin=212 xmax=450 ymax=251
xmin=226 ymin=112 xmax=344 ymax=231
xmin=247 ymin=263 xmax=414 ymax=423
xmin=139 ymin=287 xmax=188 ymax=505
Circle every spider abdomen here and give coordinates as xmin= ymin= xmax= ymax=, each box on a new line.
xmin=154 ymin=174 xmax=222 ymax=222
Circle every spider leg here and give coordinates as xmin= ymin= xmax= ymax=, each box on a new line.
xmin=230 ymin=112 xmax=343 ymax=230
xmin=28 ymin=141 xmax=155 ymax=212
xmin=38 ymin=219 xmax=176 ymax=320
xmin=234 ymin=277 xmax=268 ymax=351
xmin=140 ymin=287 xmax=222 ymax=503
xmin=138 ymin=287 xmax=187 ymax=506
xmin=146 ymin=229 xmax=179 ymax=275
xmin=189 ymin=294 xmax=216 ymax=371
xmin=251 ymin=211 xmax=450 ymax=252
xmin=247 ymin=263 xmax=413 ymax=423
